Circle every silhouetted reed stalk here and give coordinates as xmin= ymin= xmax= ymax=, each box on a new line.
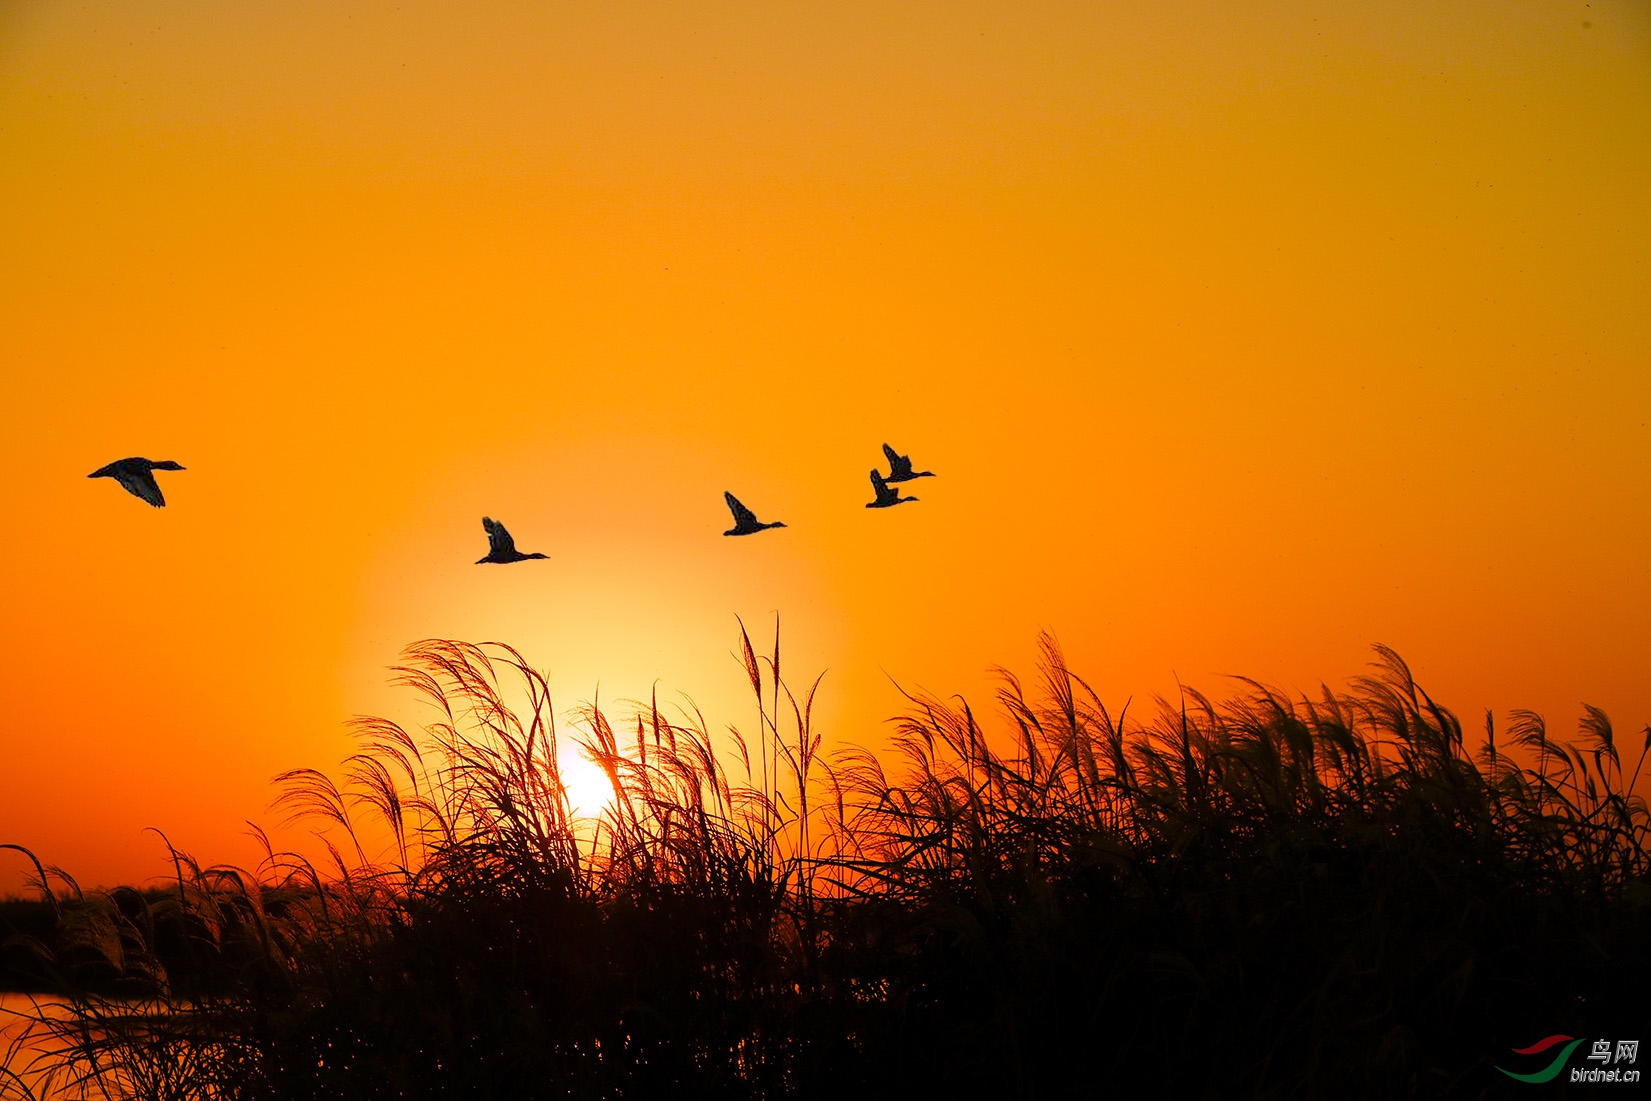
xmin=4 ymin=629 xmax=1648 ymax=1098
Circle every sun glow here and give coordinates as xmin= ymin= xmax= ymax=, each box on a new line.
xmin=558 ymin=747 xmax=618 ymax=821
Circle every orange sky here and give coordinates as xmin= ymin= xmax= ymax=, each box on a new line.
xmin=2 ymin=0 xmax=1648 ymax=889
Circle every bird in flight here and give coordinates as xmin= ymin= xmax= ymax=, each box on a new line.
xmin=476 ymin=517 xmax=548 ymax=564
xmin=881 ymin=443 xmax=934 ymax=483
xmin=88 ymin=457 xmax=185 ymax=507
xmin=866 ymin=469 xmax=918 ymax=509
xmin=723 ymin=492 xmax=786 ymax=536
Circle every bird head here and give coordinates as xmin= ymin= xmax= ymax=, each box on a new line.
xmin=151 ymin=461 xmax=186 ymax=471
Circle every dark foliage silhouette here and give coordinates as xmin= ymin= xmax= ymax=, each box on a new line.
xmin=4 ymin=632 xmax=1648 ymax=1099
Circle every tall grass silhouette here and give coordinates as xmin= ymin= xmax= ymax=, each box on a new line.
xmin=2 ymin=628 xmax=1648 ymax=1098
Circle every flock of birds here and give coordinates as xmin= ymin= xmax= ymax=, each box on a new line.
xmin=88 ymin=443 xmax=937 ymax=563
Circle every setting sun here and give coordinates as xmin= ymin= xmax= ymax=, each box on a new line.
xmin=558 ymin=746 xmax=618 ymax=823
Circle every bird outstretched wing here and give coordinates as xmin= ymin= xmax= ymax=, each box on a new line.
xmin=126 ymin=472 xmax=166 ymax=511
xmin=123 ymin=469 xmax=166 ymax=507
xmin=482 ymin=516 xmax=517 ymax=556
xmin=869 ymin=469 xmax=893 ymax=504
xmin=724 ymin=492 xmax=758 ymax=528
xmin=882 ymin=443 xmax=913 ymax=478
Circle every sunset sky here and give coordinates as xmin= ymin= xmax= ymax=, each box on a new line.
xmin=1 ymin=0 xmax=1647 ymax=889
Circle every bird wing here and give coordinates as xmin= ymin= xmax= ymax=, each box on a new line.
xmin=869 ymin=469 xmax=893 ymax=503
xmin=120 ymin=468 xmax=166 ymax=507
xmin=482 ymin=516 xmax=517 ymax=556
xmin=883 ymin=443 xmax=912 ymax=477
xmin=724 ymin=492 xmax=758 ymax=528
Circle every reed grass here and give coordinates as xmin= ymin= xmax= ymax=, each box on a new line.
xmin=3 ymin=628 xmax=1648 ymax=1098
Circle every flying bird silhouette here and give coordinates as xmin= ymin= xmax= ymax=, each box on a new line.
xmin=723 ymin=492 xmax=786 ymax=536
xmin=476 ymin=517 xmax=548 ymax=564
xmin=87 ymin=457 xmax=185 ymax=507
xmin=881 ymin=443 xmax=934 ymax=483
xmin=866 ymin=469 xmax=918 ymax=509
